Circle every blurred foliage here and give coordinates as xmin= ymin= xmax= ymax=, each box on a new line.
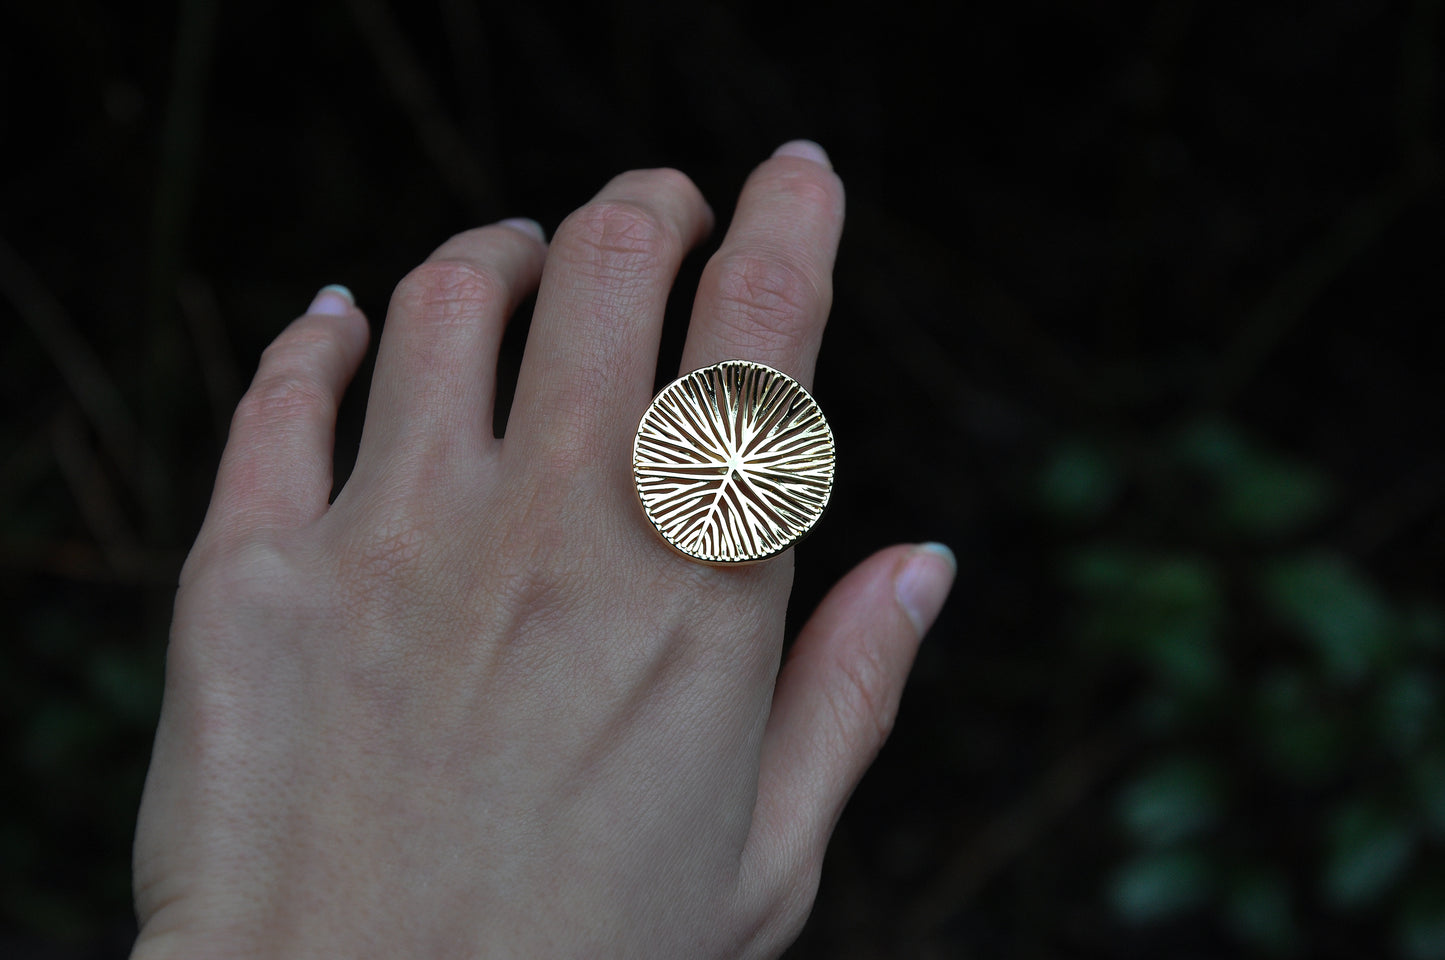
xmin=1048 ymin=421 xmax=1445 ymax=957
xmin=3 ymin=605 xmax=163 ymax=944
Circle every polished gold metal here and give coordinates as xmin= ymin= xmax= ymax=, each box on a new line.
xmin=633 ymin=360 xmax=835 ymax=564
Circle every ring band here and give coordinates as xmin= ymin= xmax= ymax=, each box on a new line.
xmin=633 ymin=360 xmax=836 ymax=564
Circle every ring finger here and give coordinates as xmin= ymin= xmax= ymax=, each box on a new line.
xmin=679 ymin=141 xmax=846 ymax=390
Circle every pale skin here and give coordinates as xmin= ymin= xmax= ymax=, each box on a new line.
xmin=131 ymin=141 xmax=956 ymax=958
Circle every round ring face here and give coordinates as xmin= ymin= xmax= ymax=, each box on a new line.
xmin=633 ymin=360 xmax=836 ymax=564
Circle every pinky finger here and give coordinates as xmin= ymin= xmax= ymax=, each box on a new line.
xmin=203 ymin=286 xmax=369 ymax=538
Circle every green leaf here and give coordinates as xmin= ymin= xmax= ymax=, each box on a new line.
xmin=1064 ymin=549 xmax=1219 ymax=614
xmin=1217 ymin=456 xmax=1332 ymax=538
xmin=1067 ymin=549 xmax=1224 ymax=694
xmin=1136 ymin=556 xmax=1221 ymax=612
xmin=1376 ymin=669 xmax=1438 ymax=756
xmin=1069 ymin=550 xmax=1225 ymax=693
xmin=1258 ymin=553 xmax=1393 ymax=684
xmin=1118 ymin=757 xmax=1223 ymax=847
xmin=1324 ymin=801 xmax=1415 ymax=908
xmin=1064 ymin=544 xmax=1140 ymax=595
xmin=1139 ymin=618 xmax=1225 ymax=695
xmin=1226 ymin=869 xmax=1298 ymax=956
xmin=1109 ymin=848 xmax=1211 ymax=924
xmin=1036 ymin=440 xmax=1120 ymax=522
xmin=1174 ymin=420 xmax=1332 ymax=538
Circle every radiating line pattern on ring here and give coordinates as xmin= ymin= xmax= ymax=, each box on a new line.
xmin=633 ymin=360 xmax=835 ymax=563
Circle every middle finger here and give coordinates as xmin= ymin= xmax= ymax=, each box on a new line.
xmin=679 ymin=141 xmax=845 ymax=391
xmin=506 ymin=168 xmax=713 ymax=469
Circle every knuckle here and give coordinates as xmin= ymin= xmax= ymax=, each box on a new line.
xmin=351 ymin=517 xmax=429 ymax=585
xmin=765 ymin=164 xmax=845 ymax=214
xmin=327 ymin=510 xmax=466 ymax=693
xmin=741 ymin=857 xmax=823 ymax=958
xmin=647 ymin=166 xmax=700 ymax=195
xmin=492 ymin=553 xmax=582 ymax=646
xmin=391 ymin=259 xmax=506 ymax=327
xmin=777 ymin=862 xmax=823 ymax=940
xmin=179 ymin=535 xmax=301 ymax=608
xmin=709 ymin=250 xmax=826 ymax=352
xmin=233 ymin=371 xmax=335 ymax=428
xmin=501 ymin=451 xmax=593 ymax=536
xmin=332 ymin=511 xmax=442 ymax=631
xmin=530 ymin=433 xmax=597 ymax=480
xmin=338 ymin=513 xmax=430 ymax=596
xmin=170 ymin=534 xmax=320 ymax=676
xmin=828 ymin=639 xmax=896 ymax=753
xmin=258 ymin=321 xmax=341 ymax=370
xmin=612 ymin=166 xmax=704 ymax=211
xmin=552 ymin=199 xmax=674 ymax=278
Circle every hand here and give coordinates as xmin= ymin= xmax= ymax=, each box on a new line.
xmin=131 ymin=141 xmax=955 ymax=959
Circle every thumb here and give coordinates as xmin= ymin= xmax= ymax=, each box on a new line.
xmin=742 ymin=542 xmax=955 ymax=911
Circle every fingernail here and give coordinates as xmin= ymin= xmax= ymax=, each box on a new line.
xmin=500 ymin=217 xmax=547 ymax=243
xmin=308 ymin=284 xmax=354 ymax=316
xmin=895 ymin=542 xmax=956 ymax=636
xmin=772 ymin=139 xmax=832 ymax=169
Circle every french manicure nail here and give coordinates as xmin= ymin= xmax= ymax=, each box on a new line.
xmin=772 ymin=139 xmax=832 ymax=169
xmin=500 ymin=217 xmax=547 ymax=243
xmin=895 ymin=542 xmax=956 ymax=636
xmin=308 ymin=284 xmax=354 ymax=317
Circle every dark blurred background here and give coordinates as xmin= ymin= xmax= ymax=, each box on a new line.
xmin=3 ymin=0 xmax=1444 ymax=956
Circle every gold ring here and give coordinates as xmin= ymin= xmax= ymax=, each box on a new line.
xmin=633 ymin=360 xmax=836 ymax=564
